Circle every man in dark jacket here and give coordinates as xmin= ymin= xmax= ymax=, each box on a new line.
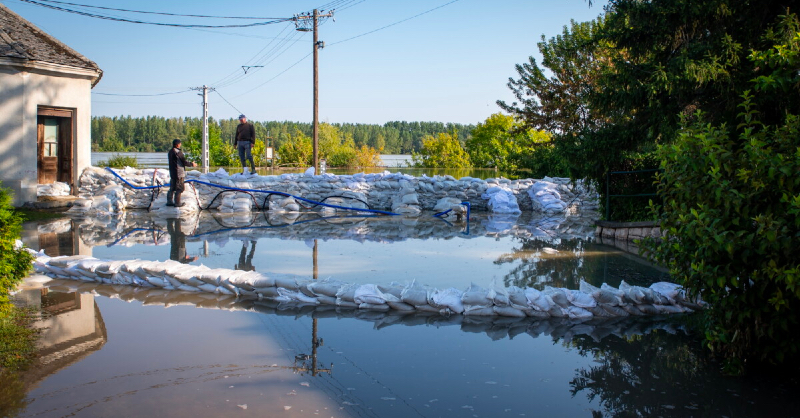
xmin=235 ymin=114 xmax=257 ymax=174
xmin=167 ymin=139 xmax=196 ymax=207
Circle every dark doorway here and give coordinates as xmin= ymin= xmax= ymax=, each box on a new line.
xmin=37 ymin=107 xmax=74 ymax=185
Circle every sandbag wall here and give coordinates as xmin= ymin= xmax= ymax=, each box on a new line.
xmin=45 ymin=278 xmax=692 ymax=343
xmin=31 ymin=252 xmax=704 ymax=320
xmin=69 ymin=167 xmax=600 ymax=216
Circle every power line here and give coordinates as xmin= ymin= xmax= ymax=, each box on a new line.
xmin=234 ymin=52 xmax=313 ymax=97
xmin=214 ymin=90 xmax=243 ymax=115
xmin=92 ymin=89 xmax=191 ymax=97
xmin=329 ymin=0 xmax=462 ymax=46
xmin=23 ymin=0 xmax=287 ymax=19
xmin=17 ymin=0 xmax=293 ymax=28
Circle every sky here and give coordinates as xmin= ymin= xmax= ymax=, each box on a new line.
xmin=3 ymin=0 xmax=608 ymax=124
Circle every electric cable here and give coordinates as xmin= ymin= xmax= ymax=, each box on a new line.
xmin=18 ymin=0 xmax=293 ymax=28
xmin=27 ymin=0 xmax=286 ymax=19
xmin=92 ymin=89 xmax=191 ymax=97
xmin=329 ymin=0 xmax=463 ymax=47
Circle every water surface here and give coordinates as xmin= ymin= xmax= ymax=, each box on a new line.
xmin=11 ymin=212 xmax=799 ymax=417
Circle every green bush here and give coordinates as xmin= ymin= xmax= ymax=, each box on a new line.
xmin=0 ymin=186 xmax=33 ymax=315
xmin=412 ymin=132 xmax=471 ymax=168
xmin=96 ymin=154 xmax=140 ymax=169
xmin=646 ymin=94 xmax=800 ymax=373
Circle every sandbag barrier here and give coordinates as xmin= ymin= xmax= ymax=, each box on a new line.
xmin=68 ymin=167 xmax=599 ymax=217
xmin=104 ymin=167 xmax=401 ymax=216
xmin=44 ymin=278 xmax=693 ymax=343
xmin=30 ymin=252 xmax=705 ymax=319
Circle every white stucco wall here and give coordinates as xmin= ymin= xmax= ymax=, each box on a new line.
xmin=0 ymin=60 xmax=98 ymax=206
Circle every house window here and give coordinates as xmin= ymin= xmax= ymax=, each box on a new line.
xmin=44 ymin=118 xmax=58 ymax=157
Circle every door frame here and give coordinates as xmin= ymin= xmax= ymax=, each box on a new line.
xmin=37 ymin=107 xmax=75 ymax=187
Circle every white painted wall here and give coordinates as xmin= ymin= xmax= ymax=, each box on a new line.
xmin=0 ymin=60 xmax=98 ymax=206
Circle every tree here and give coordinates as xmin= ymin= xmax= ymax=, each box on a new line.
xmin=412 ymin=132 xmax=471 ymax=168
xmin=0 ymin=186 xmax=32 ymax=314
xmin=645 ymin=11 xmax=800 ymax=373
xmin=466 ymin=113 xmax=567 ymax=176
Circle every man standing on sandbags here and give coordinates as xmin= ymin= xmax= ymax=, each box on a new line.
xmin=235 ymin=114 xmax=257 ymax=175
xmin=167 ymin=139 xmax=196 ymax=207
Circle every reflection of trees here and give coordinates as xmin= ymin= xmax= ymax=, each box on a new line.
xmin=497 ymin=239 xmax=670 ymax=289
xmin=497 ymin=238 xmax=586 ymax=289
xmin=566 ymin=324 xmax=716 ymax=417
xmin=0 ymin=369 xmax=29 ymax=418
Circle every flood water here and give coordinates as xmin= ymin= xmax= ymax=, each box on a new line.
xmin=9 ymin=211 xmax=800 ymax=417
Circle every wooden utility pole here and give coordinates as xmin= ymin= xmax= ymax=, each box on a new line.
xmin=295 ymin=9 xmax=333 ymax=174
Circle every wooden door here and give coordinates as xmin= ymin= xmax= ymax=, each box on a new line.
xmin=37 ymin=108 xmax=74 ymax=186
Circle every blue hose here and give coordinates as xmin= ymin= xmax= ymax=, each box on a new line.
xmin=105 ymin=167 xmax=399 ymax=216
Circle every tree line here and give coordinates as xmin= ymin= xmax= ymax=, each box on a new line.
xmin=91 ymin=116 xmax=475 ymax=155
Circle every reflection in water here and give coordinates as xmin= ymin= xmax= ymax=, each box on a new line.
xmin=19 ymin=215 xmax=799 ymax=417
xmin=496 ymin=238 xmax=669 ymax=290
xmin=166 ymin=218 xmax=198 ymax=264
xmin=12 ymin=287 xmax=107 ymax=391
xmin=235 ymin=240 xmax=256 ymax=271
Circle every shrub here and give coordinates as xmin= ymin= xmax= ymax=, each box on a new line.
xmin=96 ymin=154 xmax=140 ymax=169
xmin=0 ymin=185 xmax=33 ymax=315
xmin=646 ymin=94 xmax=800 ymax=373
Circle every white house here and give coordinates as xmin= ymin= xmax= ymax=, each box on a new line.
xmin=0 ymin=3 xmax=102 ymax=206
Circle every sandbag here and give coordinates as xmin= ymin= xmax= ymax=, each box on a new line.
xmin=428 ymin=287 xmax=465 ymax=313
xmin=354 ymin=284 xmax=387 ymax=305
xmin=400 ymin=280 xmax=429 ymax=306
xmin=567 ymin=289 xmax=597 ymax=308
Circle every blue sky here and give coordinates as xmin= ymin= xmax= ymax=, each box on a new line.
xmin=4 ymin=0 xmax=607 ymax=124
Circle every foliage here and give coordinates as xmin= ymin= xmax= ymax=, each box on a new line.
xmin=276 ymin=129 xmax=312 ymax=166
xmin=93 ymin=116 xmax=475 ymax=155
xmin=183 ymin=125 xmax=238 ymax=167
xmin=275 ymin=124 xmax=383 ymax=168
xmin=95 ymin=154 xmax=140 ymax=169
xmin=646 ymin=93 xmax=800 ymax=373
xmin=0 ymin=186 xmax=33 ymax=314
xmin=466 ymin=113 xmax=566 ymax=177
xmin=643 ymin=10 xmax=800 ymax=373
xmin=412 ymin=132 xmax=471 ymax=168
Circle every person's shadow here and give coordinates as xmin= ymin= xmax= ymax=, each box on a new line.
xmin=235 ymin=240 xmax=256 ymax=271
xmin=167 ymin=218 xmax=198 ymax=264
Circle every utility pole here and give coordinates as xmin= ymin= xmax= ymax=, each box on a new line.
xmin=295 ymin=9 xmax=333 ymax=174
xmin=190 ymin=85 xmax=215 ymax=172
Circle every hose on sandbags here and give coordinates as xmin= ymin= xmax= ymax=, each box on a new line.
xmin=105 ymin=167 xmax=399 ymax=216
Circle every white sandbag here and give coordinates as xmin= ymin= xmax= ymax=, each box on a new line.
xmin=315 ymin=295 xmax=337 ymax=305
xmin=463 ymin=306 xmax=496 ymax=316
xmin=461 ymin=283 xmax=492 ymax=308
xmin=645 ymin=285 xmax=673 ymax=305
xmin=386 ymin=300 xmax=416 ymax=311
xmin=507 ymin=286 xmax=528 ymax=308
xmin=566 ymin=306 xmax=593 ymax=320
xmin=525 ymin=288 xmax=552 ymax=311
xmin=493 ymin=306 xmax=526 ymax=318
xmin=276 ymin=288 xmax=319 ymax=304
xmin=481 ymin=186 xmax=521 ymax=214
xmin=275 ymin=276 xmax=300 ymax=291
xmin=400 ymin=280 xmax=429 ymax=306
xmin=543 ymin=286 xmax=570 ymax=308
xmin=354 ymin=284 xmax=387 ymax=305
xmin=335 ymin=283 xmax=358 ymax=303
xmin=428 ymin=287 xmax=465 ymax=313
xmin=309 ymin=279 xmax=346 ymax=297
xmin=567 ymin=289 xmax=597 ymax=308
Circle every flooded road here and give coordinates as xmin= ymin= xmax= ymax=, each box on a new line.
xmin=9 ymin=212 xmax=799 ymax=417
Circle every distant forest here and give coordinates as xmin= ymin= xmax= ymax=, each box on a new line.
xmin=91 ymin=116 xmax=475 ymax=154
